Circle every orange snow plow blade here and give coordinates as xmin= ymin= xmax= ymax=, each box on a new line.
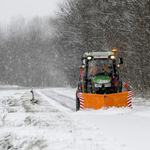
xmin=78 ymin=91 xmax=134 ymax=110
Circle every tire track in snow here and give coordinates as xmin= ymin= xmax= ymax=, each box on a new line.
xmin=41 ymin=89 xmax=76 ymax=111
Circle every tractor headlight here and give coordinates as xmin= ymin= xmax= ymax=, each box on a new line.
xmin=109 ymin=55 xmax=116 ymax=60
xmin=87 ymin=56 xmax=92 ymax=60
xmin=82 ymin=65 xmax=85 ymax=70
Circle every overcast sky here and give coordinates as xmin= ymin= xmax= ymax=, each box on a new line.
xmin=0 ymin=0 xmax=63 ymax=24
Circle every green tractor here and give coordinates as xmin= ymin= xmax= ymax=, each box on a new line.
xmin=76 ymin=49 xmax=131 ymax=111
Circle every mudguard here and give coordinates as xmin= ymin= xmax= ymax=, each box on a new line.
xmin=77 ymin=91 xmax=134 ymax=110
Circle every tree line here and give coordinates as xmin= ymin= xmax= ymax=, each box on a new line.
xmin=0 ymin=17 xmax=67 ymax=87
xmin=0 ymin=0 xmax=149 ymax=97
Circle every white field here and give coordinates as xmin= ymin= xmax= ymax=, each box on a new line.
xmin=0 ymin=88 xmax=150 ymax=150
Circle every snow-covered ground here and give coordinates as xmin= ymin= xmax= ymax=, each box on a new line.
xmin=0 ymin=88 xmax=150 ymax=150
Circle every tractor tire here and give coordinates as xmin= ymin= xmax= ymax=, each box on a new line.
xmin=119 ymin=81 xmax=122 ymax=92
xmin=76 ymin=94 xmax=80 ymax=111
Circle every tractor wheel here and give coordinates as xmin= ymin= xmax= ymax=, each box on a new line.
xmin=119 ymin=81 xmax=122 ymax=92
xmin=76 ymin=94 xmax=80 ymax=111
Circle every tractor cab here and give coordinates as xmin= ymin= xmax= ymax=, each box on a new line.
xmin=88 ymin=58 xmax=113 ymax=77
xmin=79 ymin=51 xmax=122 ymax=94
xmin=87 ymin=58 xmax=113 ymax=94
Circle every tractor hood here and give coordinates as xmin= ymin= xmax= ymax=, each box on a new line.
xmin=93 ymin=76 xmax=111 ymax=84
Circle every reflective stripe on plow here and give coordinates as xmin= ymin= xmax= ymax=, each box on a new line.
xmin=127 ymin=91 xmax=134 ymax=108
xmin=77 ymin=93 xmax=84 ymax=110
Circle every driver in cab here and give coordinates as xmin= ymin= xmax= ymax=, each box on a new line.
xmin=89 ymin=60 xmax=109 ymax=76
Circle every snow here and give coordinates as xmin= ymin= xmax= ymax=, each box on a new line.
xmin=0 ymin=88 xmax=150 ymax=150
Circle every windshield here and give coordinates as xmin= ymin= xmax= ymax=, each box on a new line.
xmin=88 ymin=59 xmax=113 ymax=77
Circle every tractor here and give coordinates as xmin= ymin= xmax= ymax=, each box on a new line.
xmin=76 ymin=49 xmax=134 ymax=111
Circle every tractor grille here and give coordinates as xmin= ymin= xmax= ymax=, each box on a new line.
xmin=95 ymin=83 xmax=111 ymax=88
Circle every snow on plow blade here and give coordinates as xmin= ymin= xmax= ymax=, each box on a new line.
xmin=77 ymin=91 xmax=134 ymax=110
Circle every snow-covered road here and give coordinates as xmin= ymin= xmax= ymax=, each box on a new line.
xmin=41 ymin=89 xmax=76 ymax=111
xmin=0 ymin=87 xmax=150 ymax=150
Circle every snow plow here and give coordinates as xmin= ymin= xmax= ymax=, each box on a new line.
xmin=76 ymin=49 xmax=134 ymax=111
